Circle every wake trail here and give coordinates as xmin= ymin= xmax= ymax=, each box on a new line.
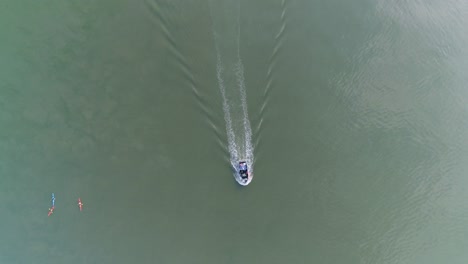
xmin=235 ymin=1 xmax=254 ymax=174
xmin=210 ymin=0 xmax=254 ymax=182
xmin=214 ymin=35 xmax=239 ymax=164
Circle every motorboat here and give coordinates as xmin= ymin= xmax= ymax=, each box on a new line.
xmin=236 ymin=161 xmax=251 ymax=185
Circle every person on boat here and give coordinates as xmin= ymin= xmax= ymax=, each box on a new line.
xmin=240 ymin=163 xmax=247 ymax=171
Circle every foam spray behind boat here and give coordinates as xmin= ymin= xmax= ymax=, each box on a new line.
xmin=210 ymin=1 xmax=254 ymax=185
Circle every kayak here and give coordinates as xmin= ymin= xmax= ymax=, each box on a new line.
xmin=48 ymin=206 xmax=54 ymax=216
xmin=78 ymin=198 xmax=83 ymax=211
xmin=48 ymin=193 xmax=55 ymax=216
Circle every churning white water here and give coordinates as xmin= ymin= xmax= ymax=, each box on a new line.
xmin=211 ymin=2 xmax=254 ymax=185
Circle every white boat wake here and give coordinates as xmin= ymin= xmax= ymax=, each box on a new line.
xmin=211 ymin=2 xmax=254 ymax=185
